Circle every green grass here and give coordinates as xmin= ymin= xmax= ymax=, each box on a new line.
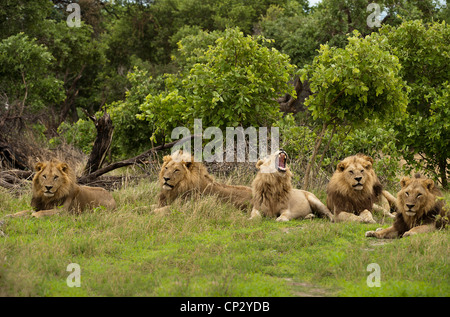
xmin=0 ymin=180 xmax=449 ymax=297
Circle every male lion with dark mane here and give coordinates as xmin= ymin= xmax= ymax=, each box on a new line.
xmin=154 ymin=150 xmax=252 ymax=214
xmin=250 ymin=150 xmax=333 ymax=222
xmin=6 ymin=159 xmax=116 ymax=218
xmin=365 ymin=174 xmax=448 ymax=238
xmin=326 ymin=154 xmax=396 ymax=223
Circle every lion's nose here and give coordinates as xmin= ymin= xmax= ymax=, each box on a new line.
xmin=406 ymin=204 xmax=415 ymax=210
xmin=163 ymin=177 xmax=170 ymax=182
xmin=45 ymin=185 xmax=53 ymax=191
xmin=354 ymin=177 xmax=362 ymax=182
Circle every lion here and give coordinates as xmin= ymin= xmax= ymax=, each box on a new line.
xmin=154 ymin=150 xmax=252 ymax=214
xmin=6 ymin=159 xmax=116 ymax=218
xmin=365 ymin=174 xmax=448 ymax=239
xmin=250 ymin=150 xmax=333 ymax=222
xmin=326 ymin=154 xmax=396 ymax=224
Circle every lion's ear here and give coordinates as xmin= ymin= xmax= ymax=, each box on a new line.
xmin=162 ymin=155 xmax=172 ymax=164
xmin=35 ymin=162 xmax=45 ymax=172
xmin=400 ymin=177 xmax=411 ymax=188
xmin=362 ymin=155 xmax=374 ymax=165
xmin=423 ymin=179 xmax=434 ymax=191
xmin=337 ymin=161 xmax=347 ymax=172
xmin=57 ymin=163 xmax=69 ymax=174
xmin=184 ymin=161 xmax=193 ymax=169
xmin=255 ymin=160 xmax=264 ymax=170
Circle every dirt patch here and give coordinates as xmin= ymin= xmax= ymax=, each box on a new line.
xmin=285 ymin=278 xmax=334 ymax=297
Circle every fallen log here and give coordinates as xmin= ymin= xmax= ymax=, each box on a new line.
xmin=77 ymin=135 xmax=196 ymax=184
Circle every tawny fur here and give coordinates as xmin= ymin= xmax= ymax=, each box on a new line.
xmin=7 ymin=159 xmax=116 ymax=218
xmin=326 ymin=154 xmax=395 ymax=223
xmin=155 ymin=150 xmax=252 ymax=213
xmin=250 ymin=150 xmax=333 ymax=222
xmin=366 ymin=174 xmax=448 ymax=239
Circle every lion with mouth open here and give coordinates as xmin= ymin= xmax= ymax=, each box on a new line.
xmin=154 ymin=150 xmax=252 ymax=214
xmin=326 ymin=154 xmax=396 ymax=223
xmin=365 ymin=174 xmax=448 ymax=238
xmin=250 ymin=150 xmax=333 ymax=222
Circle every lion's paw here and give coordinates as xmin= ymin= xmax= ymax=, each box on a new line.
xmin=402 ymin=230 xmax=416 ymax=238
xmin=276 ymin=215 xmax=290 ymax=222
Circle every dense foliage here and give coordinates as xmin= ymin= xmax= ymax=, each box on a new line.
xmin=0 ymin=0 xmax=448 ymax=187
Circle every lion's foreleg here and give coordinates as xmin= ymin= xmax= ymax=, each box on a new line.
xmin=31 ymin=209 xmax=61 ymax=218
xmin=249 ymin=208 xmax=262 ymax=220
xmin=403 ymin=224 xmax=436 ymax=237
xmin=335 ymin=210 xmax=376 ymax=223
xmin=359 ymin=209 xmax=376 ymax=223
xmin=153 ymin=205 xmax=171 ymax=215
xmin=365 ymin=226 xmax=400 ymax=239
xmin=336 ymin=211 xmax=364 ymax=223
xmin=4 ymin=210 xmax=34 ymax=218
xmin=276 ymin=209 xmax=293 ymax=222
xmin=31 ymin=196 xmax=74 ymax=218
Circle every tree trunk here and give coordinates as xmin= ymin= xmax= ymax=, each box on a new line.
xmin=438 ymin=158 xmax=448 ymax=189
xmin=83 ymin=111 xmax=114 ymax=175
xmin=78 ymin=135 xmax=196 ymax=184
xmin=303 ymin=122 xmax=328 ymax=190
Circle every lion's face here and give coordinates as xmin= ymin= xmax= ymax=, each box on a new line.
xmin=33 ymin=160 xmax=73 ymax=198
xmin=336 ymin=155 xmax=374 ymax=191
xmin=255 ymin=150 xmax=288 ymax=174
xmin=160 ymin=160 xmax=191 ymax=190
xmin=398 ymin=176 xmax=436 ymax=218
xmin=159 ymin=150 xmax=194 ymax=190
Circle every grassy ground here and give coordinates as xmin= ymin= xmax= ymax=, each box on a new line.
xmin=0 ymin=178 xmax=449 ymax=297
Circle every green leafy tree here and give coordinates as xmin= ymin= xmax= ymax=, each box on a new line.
xmin=0 ymin=33 xmax=65 ymax=117
xmin=300 ymin=30 xmax=409 ymax=189
xmin=138 ymin=28 xmax=296 ymax=143
xmin=381 ymin=20 xmax=450 ymax=187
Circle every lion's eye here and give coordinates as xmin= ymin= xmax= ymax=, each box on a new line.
xmin=405 ymin=192 xmax=409 ymax=197
xmin=417 ymin=193 xmax=422 ymax=198
xmin=53 ymin=175 xmax=59 ymax=180
xmin=174 ymin=169 xmax=180 ymax=173
xmin=361 ymin=170 xmax=364 ymax=173
xmin=349 ymin=170 xmax=354 ymax=175
xmin=42 ymin=175 xmax=47 ymax=179
xmin=165 ymin=167 xmax=168 ymax=170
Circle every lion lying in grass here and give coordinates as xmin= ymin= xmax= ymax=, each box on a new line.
xmin=6 ymin=159 xmax=116 ymax=218
xmin=154 ymin=150 xmax=252 ymax=214
xmin=326 ymin=154 xmax=396 ymax=223
xmin=250 ymin=150 xmax=333 ymax=222
xmin=366 ymin=174 xmax=448 ymax=238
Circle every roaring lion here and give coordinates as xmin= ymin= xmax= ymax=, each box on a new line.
xmin=250 ymin=150 xmax=333 ymax=222
xmin=154 ymin=150 xmax=252 ymax=214
xmin=326 ymin=154 xmax=396 ymax=223
xmin=365 ymin=174 xmax=448 ymax=238
xmin=6 ymin=159 xmax=116 ymax=218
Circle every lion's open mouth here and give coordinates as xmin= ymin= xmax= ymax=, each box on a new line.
xmin=277 ymin=151 xmax=287 ymax=172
